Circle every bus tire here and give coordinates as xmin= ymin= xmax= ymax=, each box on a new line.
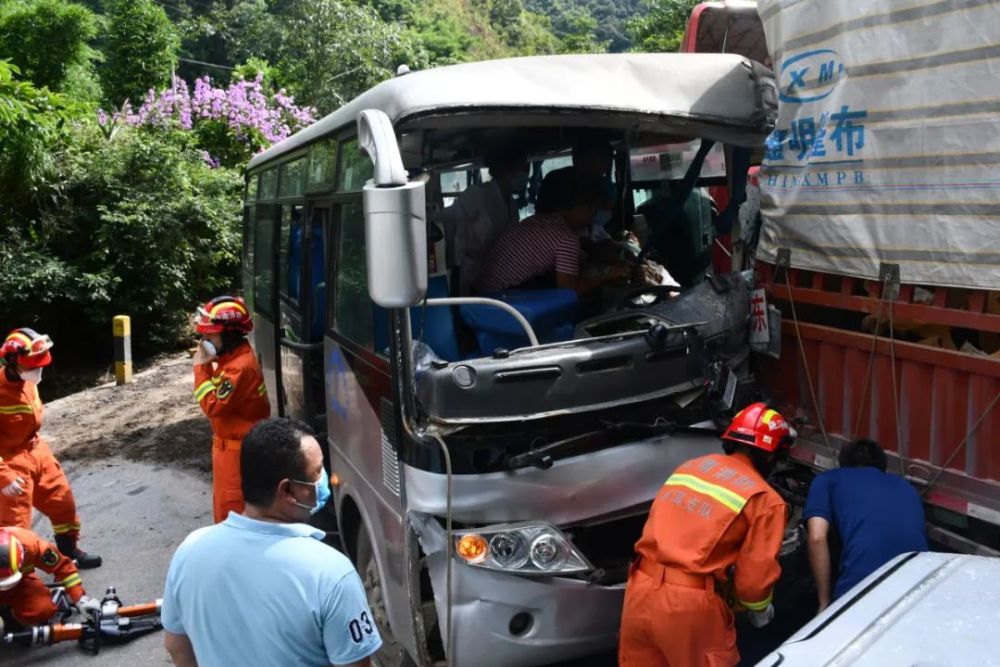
xmin=357 ymin=527 xmax=418 ymax=667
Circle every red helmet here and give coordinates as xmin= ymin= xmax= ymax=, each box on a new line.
xmin=1 ymin=328 xmax=53 ymax=369
xmin=0 ymin=528 xmax=25 ymax=591
xmin=194 ymin=296 xmax=253 ymax=335
xmin=722 ymin=402 xmax=793 ymax=453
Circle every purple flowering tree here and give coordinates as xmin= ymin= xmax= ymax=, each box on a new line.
xmin=99 ymin=74 xmax=316 ymax=167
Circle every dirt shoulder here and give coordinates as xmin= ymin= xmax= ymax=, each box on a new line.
xmin=42 ymin=354 xmax=212 ymax=473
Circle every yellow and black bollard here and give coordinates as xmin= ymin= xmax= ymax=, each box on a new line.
xmin=113 ymin=315 xmax=132 ymax=385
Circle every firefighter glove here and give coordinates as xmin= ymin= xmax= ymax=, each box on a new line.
xmin=748 ymin=604 xmax=775 ymax=628
xmin=1 ymin=477 xmax=25 ymax=497
xmin=76 ymin=595 xmax=101 ymax=622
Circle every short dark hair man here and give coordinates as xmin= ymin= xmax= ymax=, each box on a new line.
xmin=805 ymin=438 xmax=928 ymax=612
xmin=162 ymin=418 xmax=381 ymax=667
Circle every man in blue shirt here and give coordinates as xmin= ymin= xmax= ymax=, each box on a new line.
xmin=162 ymin=418 xmax=381 ymax=666
xmin=804 ymin=438 xmax=928 ymax=612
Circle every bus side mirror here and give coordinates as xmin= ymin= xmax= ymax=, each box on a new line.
xmin=357 ymin=109 xmax=427 ymax=308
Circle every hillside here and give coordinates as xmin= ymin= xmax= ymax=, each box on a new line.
xmin=525 ymin=0 xmax=648 ymax=52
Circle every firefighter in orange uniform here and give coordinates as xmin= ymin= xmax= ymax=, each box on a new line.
xmin=0 ymin=329 xmax=101 ymax=569
xmin=192 ymin=296 xmax=270 ymax=523
xmin=619 ymin=403 xmax=793 ymax=667
xmin=0 ymin=526 xmax=100 ymax=625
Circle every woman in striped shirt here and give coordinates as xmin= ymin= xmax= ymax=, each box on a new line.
xmin=477 ymin=168 xmax=630 ymax=295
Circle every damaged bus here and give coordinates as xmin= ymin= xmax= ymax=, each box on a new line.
xmin=243 ymin=53 xmax=778 ymax=666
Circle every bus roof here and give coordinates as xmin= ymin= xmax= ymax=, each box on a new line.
xmin=248 ymin=52 xmax=775 ymax=171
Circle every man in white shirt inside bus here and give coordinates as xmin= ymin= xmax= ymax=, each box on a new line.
xmin=436 ymin=145 xmax=529 ymax=294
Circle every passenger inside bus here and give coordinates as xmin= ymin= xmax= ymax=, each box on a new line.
xmin=476 ymin=167 xmax=630 ymax=295
xmin=434 ymin=144 xmax=529 ymax=295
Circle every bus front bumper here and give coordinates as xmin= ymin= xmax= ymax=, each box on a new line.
xmin=426 ymin=550 xmax=623 ymax=667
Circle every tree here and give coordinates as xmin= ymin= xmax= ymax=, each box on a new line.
xmin=100 ymin=73 xmax=315 ymax=168
xmin=100 ymin=0 xmax=179 ymax=107
xmin=558 ymin=11 xmax=610 ymax=54
xmin=0 ymin=60 xmax=73 ymax=224
xmin=267 ymin=0 xmax=421 ymax=112
xmin=628 ymin=0 xmax=700 ymax=53
xmin=0 ymin=0 xmax=98 ymax=92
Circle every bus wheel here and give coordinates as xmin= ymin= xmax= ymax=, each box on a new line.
xmin=357 ymin=527 xmax=417 ymax=667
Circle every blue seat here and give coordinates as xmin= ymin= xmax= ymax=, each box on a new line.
xmin=459 ymin=289 xmax=579 ymax=355
xmin=373 ymin=275 xmax=461 ymax=362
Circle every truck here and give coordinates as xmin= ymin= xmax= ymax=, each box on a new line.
xmin=682 ymin=0 xmax=1000 ymax=557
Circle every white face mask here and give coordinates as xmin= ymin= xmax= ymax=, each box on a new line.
xmin=201 ymin=340 xmax=218 ymax=357
xmin=20 ymin=367 xmax=42 ymax=384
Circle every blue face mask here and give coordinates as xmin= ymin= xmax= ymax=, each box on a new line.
xmin=291 ymin=468 xmax=331 ymax=515
xmin=593 ymin=210 xmax=612 ymax=227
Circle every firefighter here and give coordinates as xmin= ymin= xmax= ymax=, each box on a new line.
xmin=192 ymin=296 xmax=270 ymax=523
xmin=0 ymin=329 xmax=101 ymax=569
xmin=619 ymin=402 xmax=793 ymax=667
xmin=0 ymin=526 xmax=100 ymax=626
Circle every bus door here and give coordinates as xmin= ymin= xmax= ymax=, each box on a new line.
xmin=276 ymin=200 xmax=330 ymax=427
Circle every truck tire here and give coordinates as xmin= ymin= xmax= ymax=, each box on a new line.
xmin=357 ymin=527 xmax=418 ymax=667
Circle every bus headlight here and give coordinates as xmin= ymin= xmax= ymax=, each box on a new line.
xmin=453 ymin=523 xmax=592 ymax=575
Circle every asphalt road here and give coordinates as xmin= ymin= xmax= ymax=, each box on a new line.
xmin=6 ymin=458 xmax=213 ymax=666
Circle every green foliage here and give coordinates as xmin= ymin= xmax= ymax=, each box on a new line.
xmin=0 ymin=0 xmax=99 ymax=92
xmin=264 ymin=0 xmax=420 ymax=112
xmin=627 ymin=0 xmax=701 ymax=53
xmin=558 ymin=11 xmax=611 ymax=54
xmin=100 ymin=0 xmax=179 ymax=107
xmin=1 ymin=124 xmax=244 ymax=350
xmin=364 ymin=0 xmax=416 ymax=22
xmin=525 ymin=0 xmax=645 ymax=52
xmin=0 ymin=60 xmax=74 ymax=224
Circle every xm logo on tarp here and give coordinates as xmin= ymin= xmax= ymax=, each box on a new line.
xmin=779 ymin=49 xmax=845 ymax=104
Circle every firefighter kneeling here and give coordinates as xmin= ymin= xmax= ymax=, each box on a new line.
xmin=619 ymin=403 xmax=793 ymax=667
xmin=0 ymin=527 xmax=100 ymax=628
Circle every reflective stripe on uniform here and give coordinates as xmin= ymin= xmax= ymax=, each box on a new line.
xmin=739 ymin=592 xmax=773 ymax=611
xmin=61 ymin=573 xmax=82 ymax=589
xmin=665 ymin=473 xmax=749 ymax=514
xmin=257 ymin=382 xmax=266 ymax=396
xmin=194 ymin=380 xmax=217 ymax=401
xmin=0 ymin=404 xmax=34 ymax=415
xmin=9 ymin=535 xmax=20 ymax=571
xmin=52 ymin=522 xmax=81 ymax=535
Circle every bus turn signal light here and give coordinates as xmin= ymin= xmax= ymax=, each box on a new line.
xmin=456 ymin=534 xmax=488 ymax=564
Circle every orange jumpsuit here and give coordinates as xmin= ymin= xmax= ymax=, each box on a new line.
xmin=0 ymin=526 xmax=85 ymax=624
xmin=620 ymin=451 xmax=786 ymax=667
xmin=193 ymin=341 xmax=270 ymax=522
xmin=0 ymin=374 xmax=82 ymax=542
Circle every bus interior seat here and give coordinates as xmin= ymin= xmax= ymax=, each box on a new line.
xmin=372 ymin=274 xmax=461 ymax=362
xmin=459 ymin=288 xmax=578 ymax=355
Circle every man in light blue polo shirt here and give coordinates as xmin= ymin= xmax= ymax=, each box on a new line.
xmin=162 ymin=418 xmax=381 ymax=667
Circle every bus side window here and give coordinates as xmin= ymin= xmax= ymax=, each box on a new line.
xmin=333 ymin=199 xmax=375 ymax=349
xmin=254 ymin=204 xmax=277 ymax=317
xmin=280 ymin=204 xmax=304 ymax=305
xmin=242 ymin=205 xmax=256 ymax=312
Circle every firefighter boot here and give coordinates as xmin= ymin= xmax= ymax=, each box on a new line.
xmin=55 ymin=535 xmax=102 ymax=570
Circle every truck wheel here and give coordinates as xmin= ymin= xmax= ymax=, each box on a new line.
xmin=357 ymin=527 xmax=417 ymax=667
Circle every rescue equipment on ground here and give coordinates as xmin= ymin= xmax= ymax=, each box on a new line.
xmin=1 ymin=586 xmax=162 ymax=654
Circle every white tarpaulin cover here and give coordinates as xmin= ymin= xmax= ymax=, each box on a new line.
xmin=755 ymin=0 xmax=1000 ymax=290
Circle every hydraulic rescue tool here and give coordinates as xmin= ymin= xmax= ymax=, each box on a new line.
xmin=1 ymin=586 xmax=162 ymax=655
